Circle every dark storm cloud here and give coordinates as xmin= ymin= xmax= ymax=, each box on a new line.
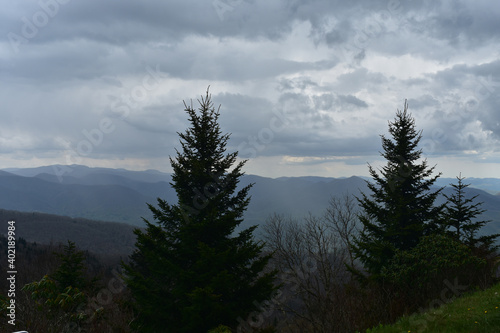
xmin=422 ymin=59 xmax=500 ymax=143
xmin=418 ymin=0 xmax=500 ymax=47
xmin=1 ymin=0 xmax=500 ymax=176
xmin=3 ymin=1 xmax=288 ymax=47
xmin=4 ymin=37 xmax=337 ymax=83
xmin=335 ymin=69 xmax=388 ymax=93
xmin=5 ymin=0 xmax=383 ymax=50
xmin=407 ymin=95 xmax=440 ymax=110
xmin=338 ymin=94 xmax=368 ymax=108
xmin=277 ymin=77 xmax=319 ymax=92
xmin=233 ymin=90 xmax=378 ymax=160
xmin=214 ymin=92 xmax=277 ymax=141
xmin=310 ymin=93 xmax=368 ymax=111
xmin=476 ymin=94 xmax=500 ymax=140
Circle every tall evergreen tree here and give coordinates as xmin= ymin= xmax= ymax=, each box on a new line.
xmin=122 ymin=89 xmax=276 ymax=332
xmin=352 ymin=101 xmax=444 ymax=277
xmin=444 ymin=174 xmax=499 ymax=252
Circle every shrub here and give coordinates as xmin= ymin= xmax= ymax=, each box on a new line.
xmin=380 ymin=233 xmax=487 ymax=313
xmin=208 ymin=325 xmax=232 ymax=333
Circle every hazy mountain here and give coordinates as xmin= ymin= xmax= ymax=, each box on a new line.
xmin=0 ymin=170 xmax=154 ymax=225
xmin=438 ymin=186 xmax=500 ymax=238
xmin=4 ymin=164 xmax=169 ymax=183
xmin=434 ymin=177 xmax=500 ymax=195
xmin=243 ymin=175 xmax=369 ymax=230
xmin=1 ymin=164 xmax=499 ymax=242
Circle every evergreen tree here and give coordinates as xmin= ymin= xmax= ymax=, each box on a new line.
xmin=22 ymin=241 xmax=93 ymax=331
xmin=122 ymin=89 xmax=276 ymax=332
xmin=52 ymin=240 xmax=86 ymax=291
xmin=352 ymin=101 xmax=444 ymax=277
xmin=444 ymin=174 xmax=499 ymax=252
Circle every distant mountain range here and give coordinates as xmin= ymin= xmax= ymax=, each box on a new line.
xmin=1 ymin=164 xmax=500 ymax=246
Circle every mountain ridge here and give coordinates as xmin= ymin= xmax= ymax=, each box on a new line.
xmin=1 ymin=164 xmax=499 ymax=238
xmin=0 ymin=209 xmax=136 ymax=255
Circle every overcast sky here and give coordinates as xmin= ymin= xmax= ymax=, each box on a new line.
xmin=2 ymin=0 xmax=500 ymax=178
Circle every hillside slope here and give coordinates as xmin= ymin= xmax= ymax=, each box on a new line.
xmin=0 ymin=209 xmax=136 ymax=255
xmin=366 ymin=282 xmax=500 ymax=333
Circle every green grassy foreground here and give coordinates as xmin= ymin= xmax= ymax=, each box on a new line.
xmin=365 ymin=282 xmax=500 ymax=333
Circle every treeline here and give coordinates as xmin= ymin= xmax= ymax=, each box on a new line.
xmin=0 ymin=209 xmax=137 ymax=255
xmin=1 ymin=92 xmax=499 ymax=332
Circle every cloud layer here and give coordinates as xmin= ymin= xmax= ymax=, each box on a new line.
xmin=2 ymin=0 xmax=500 ymax=177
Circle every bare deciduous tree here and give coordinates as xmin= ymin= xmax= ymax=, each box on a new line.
xmin=262 ymin=194 xmax=360 ymax=333
xmin=324 ymin=193 xmax=359 ymax=270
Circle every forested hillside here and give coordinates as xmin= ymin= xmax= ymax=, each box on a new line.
xmin=0 ymin=209 xmax=136 ymax=255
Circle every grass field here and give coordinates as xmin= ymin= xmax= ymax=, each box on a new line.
xmin=364 ymin=282 xmax=500 ymax=333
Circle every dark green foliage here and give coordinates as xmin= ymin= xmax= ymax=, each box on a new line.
xmin=207 ymin=325 xmax=232 ymax=333
xmin=0 ymin=235 xmax=134 ymax=332
xmin=21 ymin=241 xmax=93 ymax=331
xmin=352 ymin=101 xmax=444 ymax=277
xmin=122 ymin=89 xmax=277 ymax=332
xmin=443 ymin=174 xmax=500 ymax=253
xmin=380 ymin=234 xmax=487 ymax=312
xmin=51 ymin=240 xmax=87 ymax=291
xmin=22 ymin=275 xmax=87 ymax=321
